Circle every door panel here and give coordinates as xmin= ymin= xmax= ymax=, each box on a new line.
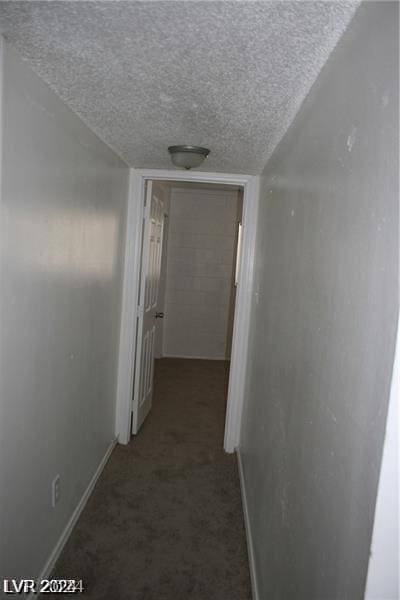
xmin=132 ymin=181 xmax=164 ymax=434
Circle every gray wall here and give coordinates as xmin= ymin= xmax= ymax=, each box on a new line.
xmin=240 ymin=3 xmax=398 ymax=599
xmin=0 ymin=41 xmax=129 ymax=579
xmin=365 ymin=322 xmax=399 ymax=599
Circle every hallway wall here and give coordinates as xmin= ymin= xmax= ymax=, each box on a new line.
xmin=163 ymin=186 xmax=241 ymax=359
xmin=240 ymin=3 xmax=398 ymax=599
xmin=0 ymin=41 xmax=130 ymax=580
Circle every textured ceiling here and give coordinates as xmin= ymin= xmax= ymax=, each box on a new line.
xmin=0 ymin=1 xmax=359 ymax=174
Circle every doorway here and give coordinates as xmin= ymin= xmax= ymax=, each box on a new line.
xmin=116 ymin=169 xmax=259 ymax=452
xmin=158 ymin=181 xmax=243 ymax=361
xmin=132 ymin=179 xmax=243 ymax=436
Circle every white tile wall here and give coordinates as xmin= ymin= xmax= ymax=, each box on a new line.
xmin=163 ymin=186 xmax=242 ymax=359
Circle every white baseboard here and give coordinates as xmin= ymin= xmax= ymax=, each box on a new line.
xmin=161 ymin=354 xmax=230 ymax=361
xmin=237 ymin=448 xmax=260 ymax=600
xmin=30 ymin=438 xmax=117 ymax=598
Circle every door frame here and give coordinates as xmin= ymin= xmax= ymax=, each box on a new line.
xmin=115 ymin=168 xmax=260 ymax=452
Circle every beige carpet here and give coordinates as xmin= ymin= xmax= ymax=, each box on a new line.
xmin=51 ymin=358 xmax=251 ymax=600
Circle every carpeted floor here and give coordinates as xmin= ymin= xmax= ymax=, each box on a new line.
xmin=50 ymin=358 xmax=251 ymax=600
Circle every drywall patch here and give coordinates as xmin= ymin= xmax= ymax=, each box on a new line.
xmin=0 ymin=1 xmax=359 ymax=174
xmin=347 ymin=126 xmax=357 ymax=151
xmin=381 ymin=91 xmax=390 ymax=109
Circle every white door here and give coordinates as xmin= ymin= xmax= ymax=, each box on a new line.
xmin=132 ymin=181 xmax=164 ymax=434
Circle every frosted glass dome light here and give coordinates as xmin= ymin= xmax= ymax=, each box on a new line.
xmin=168 ymin=145 xmax=210 ymax=169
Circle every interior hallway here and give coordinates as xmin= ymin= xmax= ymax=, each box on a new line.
xmin=50 ymin=359 xmax=251 ymax=600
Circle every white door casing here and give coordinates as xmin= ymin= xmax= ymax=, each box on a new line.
xmin=131 ymin=181 xmax=164 ymax=434
xmin=115 ymin=169 xmax=260 ymax=451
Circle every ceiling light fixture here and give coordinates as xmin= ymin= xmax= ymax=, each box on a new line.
xmin=168 ymin=145 xmax=210 ymax=170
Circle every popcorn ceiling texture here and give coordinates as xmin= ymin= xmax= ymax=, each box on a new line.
xmin=0 ymin=1 xmax=359 ymax=174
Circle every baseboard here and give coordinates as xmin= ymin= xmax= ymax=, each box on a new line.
xmin=30 ymin=438 xmax=117 ymax=598
xmin=237 ymin=448 xmax=260 ymax=600
xmin=161 ymin=354 xmax=230 ymax=361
